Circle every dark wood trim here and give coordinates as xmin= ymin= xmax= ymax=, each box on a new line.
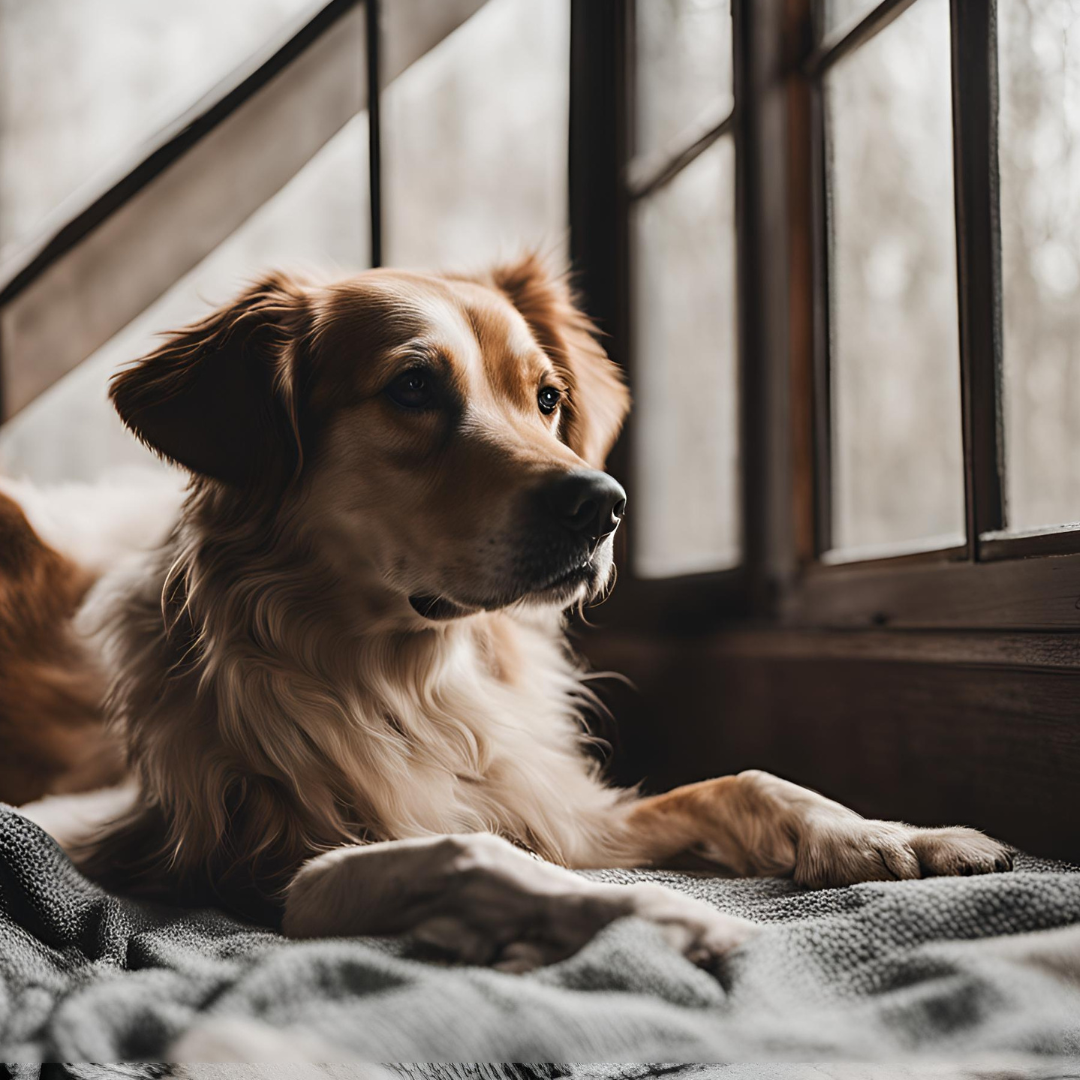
xmin=0 ymin=0 xmax=362 ymax=306
xmin=809 ymin=72 xmax=833 ymax=558
xmin=625 ymin=104 xmax=734 ymax=201
xmin=950 ymin=0 xmax=1006 ymax=552
xmin=701 ymin=626 xmax=1080 ymax=671
xmin=820 ymin=541 xmax=967 ymax=570
xmin=980 ymin=525 xmax=1080 ymax=562
xmin=570 ymin=0 xmax=634 ymax=537
xmin=804 ymin=0 xmax=919 ymax=78
xmin=782 ymin=548 xmax=1080 ymax=630
xmin=365 ymin=0 xmax=383 ymax=268
xmin=569 ymin=0 xmax=628 ymax=364
xmin=736 ymin=0 xmax=802 ymax=609
xmin=786 ymin=0 xmax=817 ymax=568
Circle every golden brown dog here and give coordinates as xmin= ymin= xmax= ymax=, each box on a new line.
xmin=10 ymin=256 xmax=1011 ymax=970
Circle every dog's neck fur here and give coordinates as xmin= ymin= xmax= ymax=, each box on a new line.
xmin=88 ymin=484 xmax=630 ymax=905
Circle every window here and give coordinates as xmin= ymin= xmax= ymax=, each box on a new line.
xmin=586 ymin=0 xmax=1080 ymax=633
xmin=799 ymin=0 xmax=1080 ymax=621
xmin=998 ymin=0 xmax=1080 ymax=534
xmin=824 ymin=0 xmax=964 ymax=557
xmin=627 ymin=0 xmax=740 ymax=579
xmin=383 ymin=0 xmax=569 ymax=269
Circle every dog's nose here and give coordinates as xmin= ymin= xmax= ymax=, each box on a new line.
xmin=544 ymin=470 xmax=627 ymax=541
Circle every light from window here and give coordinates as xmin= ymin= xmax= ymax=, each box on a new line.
xmin=999 ymin=0 xmax=1080 ymax=532
xmin=634 ymin=0 xmax=732 ymax=160
xmin=632 ymin=138 xmax=740 ymax=578
xmin=825 ymin=0 xmax=965 ymax=556
xmin=0 ymin=0 xmax=314 ymax=265
xmin=382 ymin=0 xmax=569 ymax=269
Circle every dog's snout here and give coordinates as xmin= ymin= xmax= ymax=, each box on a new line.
xmin=543 ymin=470 xmax=626 ymax=541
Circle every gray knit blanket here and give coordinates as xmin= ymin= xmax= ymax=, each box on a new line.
xmin=1 ymin=806 xmax=1079 ymax=1074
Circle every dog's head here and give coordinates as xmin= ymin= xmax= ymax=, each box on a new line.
xmin=111 ymin=256 xmax=629 ymax=622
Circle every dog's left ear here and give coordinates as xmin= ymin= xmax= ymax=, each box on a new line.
xmin=110 ymin=273 xmax=311 ymax=487
xmin=488 ymin=254 xmax=630 ymax=468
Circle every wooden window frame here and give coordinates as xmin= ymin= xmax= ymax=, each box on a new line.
xmin=570 ymin=0 xmax=1080 ymax=636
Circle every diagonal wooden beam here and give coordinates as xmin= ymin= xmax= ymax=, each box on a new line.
xmin=0 ymin=0 xmax=487 ymax=421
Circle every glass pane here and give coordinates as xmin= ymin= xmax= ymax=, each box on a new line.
xmin=635 ymin=0 xmax=733 ymax=160
xmin=632 ymin=137 xmax=739 ymax=578
xmin=819 ymin=0 xmax=883 ymax=37
xmin=999 ymin=0 xmax=1080 ymax=531
xmin=383 ymin=0 xmax=569 ymax=269
xmin=0 ymin=116 xmax=368 ymax=484
xmin=826 ymin=0 xmax=965 ymax=555
xmin=0 ymin=0 xmax=315 ymax=263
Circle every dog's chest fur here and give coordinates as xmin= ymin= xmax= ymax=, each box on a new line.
xmin=91 ymin=536 xmax=625 ymax=885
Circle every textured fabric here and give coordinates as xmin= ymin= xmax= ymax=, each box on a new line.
xmin=1 ymin=806 xmax=1079 ymax=1071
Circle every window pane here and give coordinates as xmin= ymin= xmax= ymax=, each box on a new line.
xmin=0 ymin=117 xmax=368 ymax=483
xmin=819 ymin=0 xmax=882 ymax=37
xmin=383 ymin=0 xmax=568 ymax=269
xmin=826 ymin=0 xmax=965 ymax=555
xmin=635 ymin=0 xmax=733 ymax=160
xmin=0 ymin=0 xmax=315 ymax=263
xmin=632 ymin=138 xmax=739 ymax=578
xmin=999 ymin=0 xmax=1080 ymax=531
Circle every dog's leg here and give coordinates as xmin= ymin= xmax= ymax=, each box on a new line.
xmin=619 ymin=770 xmax=1012 ymax=887
xmin=283 ymin=833 xmax=757 ymax=972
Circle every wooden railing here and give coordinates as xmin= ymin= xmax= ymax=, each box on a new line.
xmin=0 ymin=0 xmax=488 ymax=422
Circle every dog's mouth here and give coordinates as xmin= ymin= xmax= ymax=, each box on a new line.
xmin=530 ymin=559 xmax=595 ymax=598
xmin=407 ymin=595 xmax=480 ymax=621
xmin=409 ymin=560 xmax=597 ymax=622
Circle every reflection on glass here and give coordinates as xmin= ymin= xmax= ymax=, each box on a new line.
xmin=0 ymin=0 xmax=314 ymax=263
xmin=0 ymin=116 xmax=368 ymax=483
xmin=383 ymin=0 xmax=569 ymax=270
xmin=632 ymin=138 xmax=739 ymax=578
xmin=635 ymin=0 xmax=732 ymax=160
xmin=826 ymin=0 xmax=964 ymax=555
xmin=999 ymin=0 xmax=1080 ymax=531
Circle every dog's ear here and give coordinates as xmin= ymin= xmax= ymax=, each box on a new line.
xmin=489 ymin=254 xmax=630 ymax=468
xmin=110 ymin=273 xmax=311 ymax=486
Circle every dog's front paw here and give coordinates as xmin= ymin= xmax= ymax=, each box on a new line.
xmin=794 ymin=818 xmax=1012 ymax=889
xmin=906 ymin=825 xmax=1014 ymax=877
xmin=623 ymin=882 xmax=760 ymax=971
xmin=488 ymin=883 xmax=759 ymax=974
xmin=431 ymin=881 xmax=760 ymax=975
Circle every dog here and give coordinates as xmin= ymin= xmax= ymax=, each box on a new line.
xmin=0 ymin=490 xmax=119 ymax=804
xmin=8 ymin=255 xmax=1011 ymax=971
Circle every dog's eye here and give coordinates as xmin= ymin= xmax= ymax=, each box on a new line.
xmin=538 ymin=386 xmax=562 ymax=415
xmin=386 ymin=370 xmax=434 ymax=410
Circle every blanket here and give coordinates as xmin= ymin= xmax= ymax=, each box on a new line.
xmin=1 ymin=806 xmax=1079 ymax=1074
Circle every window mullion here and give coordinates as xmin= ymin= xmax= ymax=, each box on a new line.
xmin=365 ymin=0 xmax=383 ymax=268
xmin=950 ymin=0 xmax=1005 ymax=554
